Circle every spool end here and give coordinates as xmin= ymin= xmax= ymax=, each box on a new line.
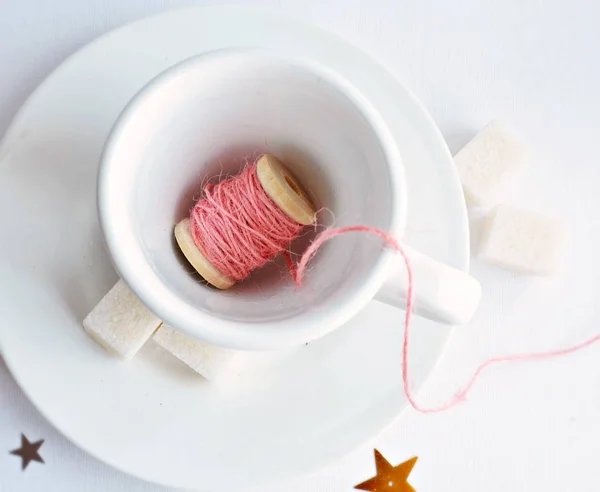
xmin=256 ymin=154 xmax=317 ymax=225
xmin=174 ymin=218 xmax=235 ymax=290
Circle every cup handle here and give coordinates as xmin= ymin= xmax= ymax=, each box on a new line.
xmin=374 ymin=245 xmax=481 ymax=325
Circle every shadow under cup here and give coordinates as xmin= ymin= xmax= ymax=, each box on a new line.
xmin=100 ymin=50 xmax=404 ymax=345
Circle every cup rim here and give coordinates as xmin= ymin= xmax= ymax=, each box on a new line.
xmin=98 ymin=48 xmax=406 ymax=350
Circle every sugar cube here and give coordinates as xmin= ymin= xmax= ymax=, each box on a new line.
xmin=478 ymin=205 xmax=566 ymax=275
xmin=153 ymin=324 xmax=241 ymax=380
xmin=455 ymin=122 xmax=528 ymax=207
xmin=83 ymin=280 xmax=161 ymax=359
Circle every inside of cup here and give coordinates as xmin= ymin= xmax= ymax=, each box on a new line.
xmin=112 ymin=51 xmax=400 ymax=324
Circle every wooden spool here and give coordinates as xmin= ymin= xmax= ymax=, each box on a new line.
xmin=174 ymin=154 xmax=316 ymax=289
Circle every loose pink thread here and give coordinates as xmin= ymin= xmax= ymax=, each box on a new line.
xmin=189 ymin=162 xmax=600 ymax=413
xmin=295 ymin=225 xmax=600 ymax=413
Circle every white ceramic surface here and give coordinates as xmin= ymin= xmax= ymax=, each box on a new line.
xmin=0 ymin=7 xmax=469 ymax=490
xmin=98 ymin=47 xmax=478 ymax=350
xmin=99 ymin=48 xmax=405 ymax=350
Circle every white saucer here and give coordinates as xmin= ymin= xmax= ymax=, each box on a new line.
xmin=0 ymin=7 xmax=469 ymax=490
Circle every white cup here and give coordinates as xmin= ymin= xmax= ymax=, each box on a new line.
xmin=98 ymin=48 xmax=481 ymax=350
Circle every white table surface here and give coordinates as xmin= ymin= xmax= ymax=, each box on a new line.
xmin=2 ymin=0 xmax=600 ymax=490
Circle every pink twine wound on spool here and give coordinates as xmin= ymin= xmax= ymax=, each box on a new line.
xmin=188 ymin=161 xmax=600 ymax=414
xmin=189 ymin=165 xmax=302 ymax=281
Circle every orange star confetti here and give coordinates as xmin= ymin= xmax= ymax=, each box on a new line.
xmin=355 ymin=449 xmax=418 ymax=491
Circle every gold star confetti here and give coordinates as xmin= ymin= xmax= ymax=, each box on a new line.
xmin=10 ymin=434 xmax=45 ymax=470
xmin=355 ymin=449 xmax=417 ymax=491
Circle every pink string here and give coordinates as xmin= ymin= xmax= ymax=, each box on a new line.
xmin=189 ymin=160 xmax=600 ymax=413
xmin=189 ymin=165 xmax=302 ymax=281
xmin=295 ymin=225 xmax=600 ymax=413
